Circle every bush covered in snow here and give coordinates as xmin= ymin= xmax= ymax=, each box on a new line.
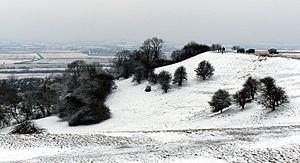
xmin=10 ymin=121 xmax=45 ymax=134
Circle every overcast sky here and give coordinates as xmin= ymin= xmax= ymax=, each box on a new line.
xmin=0 ymin=0 xmax=300 ymax=44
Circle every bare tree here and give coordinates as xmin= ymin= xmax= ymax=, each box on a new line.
xmin=158 ymin=71 xmax=172 ymax=93
xmin=259 ymin=77 xmax=289 ymax=111
xmin=114 ymin=50 xmax=131 ymax=78
xmin=140 ymin=37 xmax=164 ymax=64
xmin=67 ymin=60 xmax=87 ymax=79
xmin=195 ymin=60 xmax=215 ymax=80
xmin=209 ymin=89 xmax=231 ymax=113
xmin=211 ymin=44 xmax=222 ymax=52
xmin=233 ymin=87 xmax=251 ymax=109
xmin=260 ymin=76 xmax=276 ymax=96
xmin=171 ymin=49 xmax=183 ymax=62
xmin=132 ymin=67 xmax=144 ymax=84
xmin=243 ymin=76 xmax=259 ymax=100
xmin=232 ymin=46 xmax=240 ymax=51
xmin=173 ymin=66 xmax=187 ymax=86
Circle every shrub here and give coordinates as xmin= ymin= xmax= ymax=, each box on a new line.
xmin=68 ymin=103 xmax=110 ymax=126
xmin=233 ymin=87 xmax=251 ymax=109
xmin=209 ymin=89 xmax=231 ymax=113
xmin=243 ymin=76 xmax=259 ymax=99
xmin=157 ymin=71 xmax=172 ymax=93
xmin=173 ymin=66 xmax=187 ymax=86
xmin=10 ymin=121 xmax=45 ymax=134
xmin=195 ymin=60 xmax=215 ymax=80
xmin=57 ymin=69 xmax=114 ymax=124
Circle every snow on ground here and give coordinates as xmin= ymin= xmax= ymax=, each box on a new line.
xmin=1 ymin=126 xmax=300 ymax=162
xmin=3 ymin=52 xmax=300 ymax=162
xmin=0 ymin=148 xmax=67 ymax=162
xmin=28 ymin=52 xmax=300 ymax=134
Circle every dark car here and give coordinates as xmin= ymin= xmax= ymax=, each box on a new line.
xmin=246 ymin=49 xmax=255 ymax=54
xmin=237 ymin=48 xmax=245 ymax=53
xmin=268 ymin=48 xmax=279 ymax=54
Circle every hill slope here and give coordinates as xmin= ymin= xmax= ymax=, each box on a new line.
xmin=29 ymin=52 xmax=300 ymax=133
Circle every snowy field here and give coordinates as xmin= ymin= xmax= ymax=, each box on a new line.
xmin=0 ymin=52 xmax=114 ymax=79
xmin=1 ymin=126 xmax=300 ymax=162
xmin=2 ymin=52 xmax=300 ymax=162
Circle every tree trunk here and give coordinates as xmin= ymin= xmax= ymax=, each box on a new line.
xmin=10 ymin=105 xmax=20 ymax=124
xmin=37 ymin=103 xmax=46 ymax=117
xmin=179 ymin=78 xmax=182 ymax=86
xmin=251 ymin=94 xmax=255 ymax=100
xmin=272 ymin=102 xmax=276 ymax=111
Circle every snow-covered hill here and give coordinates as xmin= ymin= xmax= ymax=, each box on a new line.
xmin=3 ymin=52 xmax=300 ymax=162
xmin=26 ymin=52 xmax=300 ymax=134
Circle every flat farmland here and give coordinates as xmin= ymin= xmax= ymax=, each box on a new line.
xmin=0 ymin=52 xmax=114 ymax=79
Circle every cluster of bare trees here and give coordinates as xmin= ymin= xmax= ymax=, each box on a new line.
xmin=209 ymin=76 xmax=289 ymax=113
xmin=0 ymin=77 xmax=58 ymax=128
xmin=0 ymin=59 xmax=115 ymax=128
xmin=151 ymin=60 xmax=215 ymax=93
xmin=171 ymin=42 xmax=211 ymax=62
xmin=114 ymin=38 xmax=213 ymax=85
xmin=114 ymin=37 xmax=168 ymax=81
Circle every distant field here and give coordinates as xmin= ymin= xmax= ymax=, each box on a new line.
xmin=0 ymin=52 xmax=114 ymax=79
xmin=255 ymin=50 xmax=300 ymax=59
xmin=0 ymin=53 xmax=38 ymax=60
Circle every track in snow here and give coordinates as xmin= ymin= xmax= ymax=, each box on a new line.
xmin=1 ymin=125 xmax=300 ymax=162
